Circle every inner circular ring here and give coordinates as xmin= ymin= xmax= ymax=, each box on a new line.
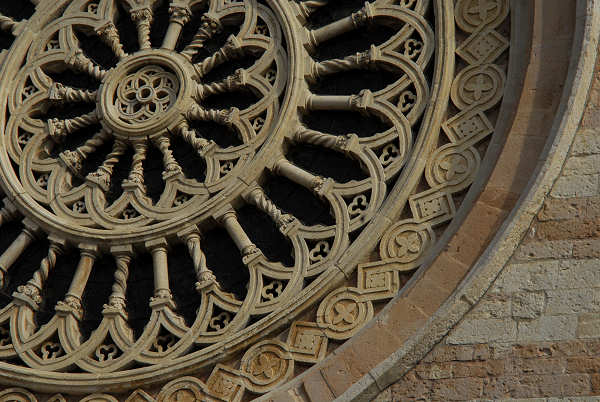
xmin=136 ymin=85 xmax=155 ymax=103
xmin=98 ymin=49 xmax=193 ymax=141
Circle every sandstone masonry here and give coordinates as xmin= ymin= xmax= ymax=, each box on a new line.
xmin=373 ymin=53 xmax=600 ymax=402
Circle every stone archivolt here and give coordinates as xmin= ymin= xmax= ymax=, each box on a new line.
xmin=0 ymin=0 xmax=508 ymax=400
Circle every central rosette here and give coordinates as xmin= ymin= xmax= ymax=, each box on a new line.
xmin=98 ymin=49 xmax=193 ymax=141
xmin=116 ymin=65 xmax=179 ymax=124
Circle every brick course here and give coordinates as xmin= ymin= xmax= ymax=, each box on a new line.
xmin=374 ymin=50 xmax=600 ymax=402
xmin=374 ymin=340 xmax=600 ymax=401
xmin=374 ymin=123 xmax=600 ymax=401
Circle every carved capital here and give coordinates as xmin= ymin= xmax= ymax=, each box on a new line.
xmin=169 ymin=4 xmax=192 ymax=25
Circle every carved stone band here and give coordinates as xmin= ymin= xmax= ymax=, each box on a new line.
xmin=98 ymin=49 xmax=193 ymax=141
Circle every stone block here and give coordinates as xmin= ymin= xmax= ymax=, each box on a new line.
xmin=572 ymin=128 xmax=600 ymax=155
xmin=425 ymin=345 xmax=475 ymax=363
xmin=573 ymin=238 xmax=600 ymax=258
xmin=472 ymin=344 xmax=491 ymax=361
xmin=517 ymin=357 xmax=565 ymax=375
xmin=577 ymin=313 xmax=600 ymax=338
xmin=371 ymin=387 xmax=391 ymax=402
xmin=431 ymin=378 xmax=484 ymax=401
xmin=551 ymin=174 xmax=599 ymax=198
xmin=563 ymin=154 xmax=600 ymax=176
xmin=515 ymin=240 xmax=573 ymax=261
xmin=538 ymin=197 xmax=590 ymax=221
xmin=492 ymin=261 xmax=559 ymax=293
xmin=546 ymin=289 xmax=600 ymax=314
xmin=551 ymin=340 xmax=593 ymax=357
xmin=511 ymin=291 xmax=546 ymax=320
xmin=556 ymin=258 xmax=600 ymax=288
xmin=447 ymin=318 xmax=517 ymax=345
xmin=558 ymin=373 xmax=593 ymax=395
xmin=470 ymin=293 xmax=511 ymax=319
xmin=452 ymin=360 xmax=504 ymax=378
xmin=481 ymin=376 xmax=521 ymax=399
xmin=415 ymin=362 xmax=453 ymax=380
xmin=566 ymin=356 xmax=600 ymax=374
xmin=301 ymin=370 xmax=335 ymax=402
xmin=490 ymin=342 xmax=513 ymax=359
xmin=517 ymin=315 xmax=577 ymax=342
xmin=514 ymin=343 xmax=557 ymax=358
xmin=533 ymin=218 xmax=600 ymax=241
xmin=592 ymin=373 xmax=600 ymax=393
xmin=389 ymin=372 xmax=432 ymax=400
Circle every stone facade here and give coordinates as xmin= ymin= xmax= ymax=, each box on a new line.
xmin=0 ymin=0 xmax=598 ymax=401
xmin=374 ymin=141 xmax=600 ymax=400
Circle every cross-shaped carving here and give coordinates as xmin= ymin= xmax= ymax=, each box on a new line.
xmin=251 ymin=352 xmax=281 ymax=379
xmin=464 ymin=73 xmax=493 ymax=101
xmin=467 ymin=0 xmax=498 ymax=23
xmin=332 ymin=301 xmax=358 ymax=325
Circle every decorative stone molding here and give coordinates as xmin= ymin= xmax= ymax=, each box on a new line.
xmin=0 ymin=0 xmax=529 ymax=400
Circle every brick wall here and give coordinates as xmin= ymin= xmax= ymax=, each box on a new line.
xmin=373 ymin=79 xmax=600 ymax=402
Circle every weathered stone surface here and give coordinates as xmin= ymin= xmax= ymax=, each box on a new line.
xmin=576 ymin=314 xmax=600 ymax=339
xmin=515 ymin=240 xmax=573 ymax=260
xmin=447 ymin=318 xmax=517 ymax=345
xmin=563 ymin=154 xmax=600 ymax=176
xmin=538 ymin=197 xmax=592 ymax=221
xmin=371 ymin=1 xmax=600 ymax=400
xmin=545 ymin=289 xmax=600 ymax=314
xmin=572 ymin=129 xmax=600 ymax=156
xmin=2 ymin=0 xmax=599 ymax=400
xmin=550 ymin=174 xmax=599 ymax=198
xmin=511 ymin=291 xmax=546 ymax=320
xmin=517 ymin=316 xmax=578 ymax=342
xmin=572 ymin=238 xmax=600 ymax=258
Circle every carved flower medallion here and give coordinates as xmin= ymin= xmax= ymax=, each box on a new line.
xmin=101 ymin=54 xmax=185 ymax=135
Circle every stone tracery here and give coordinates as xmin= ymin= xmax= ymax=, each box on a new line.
xmin=0 ymin=0 xmax=509 ymax=400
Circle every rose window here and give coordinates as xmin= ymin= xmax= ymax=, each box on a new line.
xmin=0 ymin=0 xmax=509 ymax=399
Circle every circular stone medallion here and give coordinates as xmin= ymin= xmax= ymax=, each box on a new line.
xmin=99 ymin=50 xmax=193 ymax=140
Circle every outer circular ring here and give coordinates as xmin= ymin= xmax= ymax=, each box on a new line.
xmin=0 ymin=0 xmax=451 ymax=394
xmin=1 ymin=12 xmax=297 ymax=248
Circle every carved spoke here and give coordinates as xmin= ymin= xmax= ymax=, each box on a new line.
xmin=96 ymin=20 xmax=127 ymax=60
xmin=243 ymin=186 xmax=295 ymax=232
xmin=15 ymin=240 xmax=64 ymax=309
xmin=0 ymin=225 xmax=36 ymax=288
xmin=193 ymin=35 xmax=243 ymax=77
xmin=46 ymin=111 xmax=100 ymax=143
xmin=87 ymin=139 xmax=128 ymax=191
xmin=162 ymin=1 xmax=192 ymax=50
xmin=0 ymin=12 xmax=24 ymax=36
xmin=64 ymin=49 xmax=108 ymax=80
xmin=186 ymin=103 xmax=240 ymax=130
xmin=273 ymin=158 xmax=333 ymax=199
xmin=293 ymin=126 xmax=359 ymax=156
xmin=177 ymin=121 xmax=216 ymax=155
xmin=153 ymin=135 xmax=182 ymax=176
xmin=307 ymin=3 xmax=374 ymax=49
xmin=120 ymin=0 xmax=161 ymax=50
xmin=181 ymin=229 xmax=218 ymax=290
xmin=181 ymin=13 xmax=222 ymax=60
xmin=59 ymin=128 xmax=112 ymax=176
xmin=48 ymin=82 xmax=97 ymax=103
xmin=126 ymin=141 xmax=148 ymax=189
xmin=195 ymin=69 xmax=248 ymax=100
xmin=55 ymin=246 xmax=97 ymax=321
xmin=218 ymin=209 xmax=260 ymax=260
